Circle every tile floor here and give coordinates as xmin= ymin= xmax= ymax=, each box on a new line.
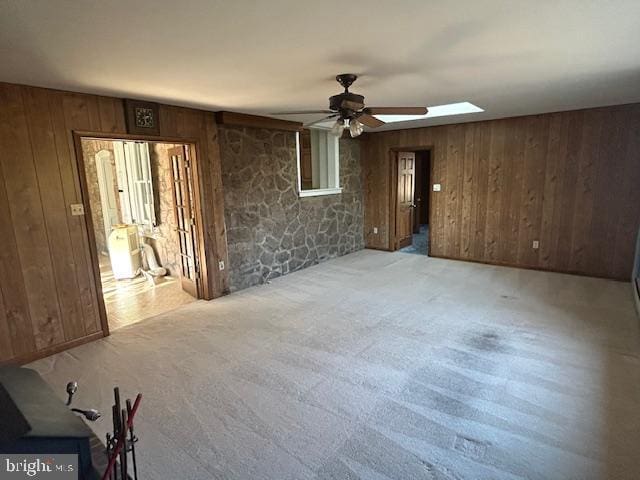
xmin=99 ymin=256 xmax=195 ymax=330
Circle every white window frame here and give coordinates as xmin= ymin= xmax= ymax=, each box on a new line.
xmin=295 ymin=129 xmax=342 ymax=197
xmin=113 ymin=141 xmax=156 ymax=232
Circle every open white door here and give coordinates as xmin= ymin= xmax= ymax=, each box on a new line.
xmin=95 ymin=150 xmax=119 ymax=251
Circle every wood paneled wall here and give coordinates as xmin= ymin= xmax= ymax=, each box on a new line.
xmin=362 ymin=104 xmax=640 ymax=280
xmin=0 ymin=82 xmax=229 ymax=364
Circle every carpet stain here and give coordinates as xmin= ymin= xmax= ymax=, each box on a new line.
xmin=467 ymin=332 xmax=506 ymax=352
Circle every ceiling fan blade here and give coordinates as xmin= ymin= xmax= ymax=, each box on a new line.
xmin=364 ymin=107 xmax=428 ymax=116
xmin=304 ymin=114 xmax=338 ymax=128
xmin=356 ymin=113 xmax=385 ymax=128
xmin=270 ymin=110 xmax=334 ymax=115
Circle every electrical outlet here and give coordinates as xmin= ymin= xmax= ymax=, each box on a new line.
xmin=218 ymin=260 xmax=225 ymax=271
xmin=532 ymin=240 xmax=540 ymax=250
xmin=70 ymin=204 xmax=85 ymax=216
xmin=373 ymin=227 xmax=378 ymax=234
xmin=433 ymin=183 xmax=442 ymax=192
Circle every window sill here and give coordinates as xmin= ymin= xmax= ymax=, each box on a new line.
xmin=298 ymin=187 xmax=343 ymax=198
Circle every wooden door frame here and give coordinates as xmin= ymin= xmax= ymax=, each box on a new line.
xmin=72 ymin=131 xmax=209 ymax=337
xmin=388 ymin=146 xmax=434 ymax=252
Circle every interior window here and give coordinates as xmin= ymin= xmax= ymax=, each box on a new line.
xmin=296 ymin=128 xmax=341 ymax=197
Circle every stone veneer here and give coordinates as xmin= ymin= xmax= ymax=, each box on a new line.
xmin=146 ymin=143 xmax=181 ymax=276
xmin=219 ymin=126 xmax=364 ymax=291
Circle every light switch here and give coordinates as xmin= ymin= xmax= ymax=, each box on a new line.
xmin=70 ymin=204 xmax=85 ymax=216
xmin=373 ymin=227 xmax=378 ymax=234
xmin=532 ymin=240 xmax=540 ymax=250
xmin=218 ymin=260 xmax=225 ymax=271
xmin=433 ymin=184 xmax=442 ymax=192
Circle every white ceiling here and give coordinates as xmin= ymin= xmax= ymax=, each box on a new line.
xmin=2 ymin=0 xmax=640 ymax=130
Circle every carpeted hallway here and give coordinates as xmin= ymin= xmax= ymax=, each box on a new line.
xmin=28 ymin=250 xmax=640 ymax=479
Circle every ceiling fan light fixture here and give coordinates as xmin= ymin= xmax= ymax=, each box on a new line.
xmin=349 ymin=119 xmax=364 ymax=138
xmin=330 ymin=118 xmax=346 ymax=136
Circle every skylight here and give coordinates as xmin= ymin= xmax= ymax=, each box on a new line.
xmin=373 ymin=102 xmax=483 ymax=123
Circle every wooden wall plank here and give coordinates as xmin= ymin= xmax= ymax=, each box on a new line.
xmin=0 ymin=83 xmax=65 ymax=350
xmin=158 ymin=104 xmax=179 ymax=135
xmin=86 ymin=95 xmax=102 ymax=132
xmin=497 ymin=118 xmax=516 ymax=263
xmin=554 ymin=110 xmax=584 ymax=272
xmin=501 ymin=117 xmax=526 ymax=264
xmin=61 ymin=91 xmax=106 ymax=335
xmin=362 ymin=138 xmax=375 ymax=246
xmin=0 ymin=156 xmax=35 ymax=358
xmin=431 ymin=129 xmax=446 ymax=256
xmin=0 ymin=289 xmax=14 ymax=361
xmin=215 ymin=111 xmax=302 ymax=132
xmin=446 ymin=125 xmax=465 ymax=258
xmin=569 ymin=109 xmax=603 ymax=273
xmin=539 ymin=113 xmax=568 ymax=269
xmin=589 ymin=109 xmax=626 ymax=277
xmin=45 ymin=91 xmax=104 ymax=336
xmin=204 ymin=115 xmax=231 ymax=295
xmin=517 ymin=115 xmax=549 ymax=266
xmin=485 ymin=120 xmax=506 ymax=262
xmin=22 ymin=86 xmax=86 ymax=341
xmin=361 ymin=104 xmax=640 ymax=280
xmin=97 ymin=96 xmax=126 ymax=133
xmin=472 ymin=122 xmax=491 ymax=260
xmin=612 ymin=106 xmax=640 ymax=278
xmin=460 ymin=125 xmax=476 ymax=259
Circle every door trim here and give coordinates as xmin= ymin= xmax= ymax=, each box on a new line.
xmin=388 ymin=146 xmax=434 ymax=253
xmin=72 ymin=132 xmax=208 ymax=338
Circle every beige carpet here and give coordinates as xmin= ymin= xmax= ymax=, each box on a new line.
xmin=29 ymin=250 xmax=640 ymax=479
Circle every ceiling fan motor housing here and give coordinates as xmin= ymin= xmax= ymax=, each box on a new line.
xmin=329 ymin=92 xmax=365 ymax=115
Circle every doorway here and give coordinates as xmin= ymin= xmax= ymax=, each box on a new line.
xmin=392 ymin=149 xmax=431 ymax=255
xmin=78 ymin=137 xmax=203 ymax=331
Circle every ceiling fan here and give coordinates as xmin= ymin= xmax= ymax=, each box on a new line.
xmin=271 ymin=74 xmax=428 ymax=137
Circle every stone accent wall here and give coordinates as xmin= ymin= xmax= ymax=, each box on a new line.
xmin=219 ymin=126 xmax=364 ymax=291
xmin=145 ymin=143 xmax=181 ymax=276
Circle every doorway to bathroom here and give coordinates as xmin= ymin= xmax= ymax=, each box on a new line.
xmin=77 ymin=136 xmax=203 ymax=330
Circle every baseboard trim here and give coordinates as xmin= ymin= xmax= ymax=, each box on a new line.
xmin=365 ymin=246 xmax=394 ymax=252
xmin=0 ymin=332 xmax=105 ymax=367
xmin=427 ymin=254 xmax=628 ymax=282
